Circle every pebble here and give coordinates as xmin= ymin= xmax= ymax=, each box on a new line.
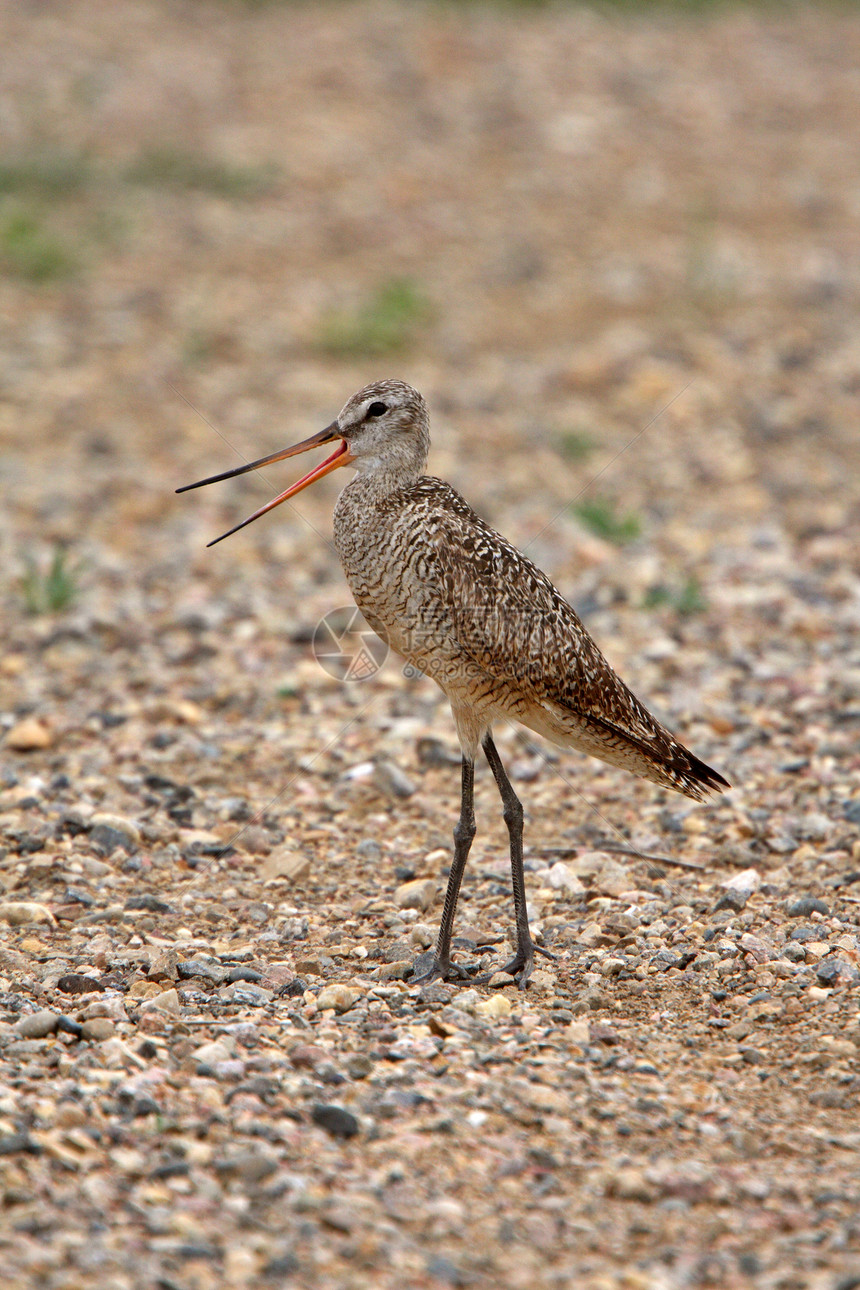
xmin=89 ymin=813 xmax=141 ymax=854
xmin=311 ymin=1104 xmax=360 ymax=1138
xmin=140 ymin=988 xmax=181 ymax=1014
xmin=787 ymin=896 xmax=830 ymax=917
xmin=215 ymin=1148 xmax=279 ymax=1183
xmin=0 ymin=901 xmax=56 ymax=926
xmin=579 ymin=922 xmax=606 ymax=948
xmin=5 ymin=717 xmax=53 ymax=750
xmin=57 ymin=973 xmax=105 ymax=995
xmin=260 ymin=850 xmax=311 ymax=881
xmin=14 ymin=1009 xmax=60 ymax=1039
xmin=218 ymin=982 xmax=273 ymax=1006
xmin=594 ymin=859 xmax=630 ymax=897
xmin=176 ymin=957 xmax=229 ymax=984
xmin=372 ymin=960 xmax=413 ymax=981
xmin=475 ymin=995 xmax=512 ymax=1019
xmin=81 ymin=1017 xmax=115 ymax=1042
xmin=374 ymin=760 xmax=416 ymax=798
xmin=546 ymin=862 xmax=584 ymax=892
xmin=316 ymin=984 xmax=361 ymax=1013
xmin=606 ymin=1166 xmax=657 ymax=1202
xmin=395 ymin=878 xmax=437 ymax=911
xmin=193 ymin=1039 xmax=236 ymax=1065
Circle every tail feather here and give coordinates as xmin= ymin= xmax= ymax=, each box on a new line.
xmin=665 ymin=745 xmax=730 ymax=802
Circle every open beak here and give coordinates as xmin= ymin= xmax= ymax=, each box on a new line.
xmin=176 ymin=422 xmax=354 ymax=547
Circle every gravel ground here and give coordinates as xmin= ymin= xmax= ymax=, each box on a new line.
xmin=1 ymin=3 xmax=859 ymax=1288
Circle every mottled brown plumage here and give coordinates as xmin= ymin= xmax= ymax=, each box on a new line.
xmin=179 ymin=378 xmax=729 ymax=986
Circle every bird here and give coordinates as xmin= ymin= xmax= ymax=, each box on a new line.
xmin=177 ymin=379 xmax=729 ymax=987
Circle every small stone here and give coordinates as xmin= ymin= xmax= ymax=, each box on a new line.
xmin=395 ymin=878 xmax=436 ymax=911
xmin=311 ymin=1104 xmax=359 ymax=1138
xmin=355 ymin=839 xmax=382 ymax=861
xmin=289 ymin=1043 xmax=326 ymax=1070
xmin=739 ymin=933 xmax=772 ymax=963
xmin=739 ymin=1046 xmax=766 ymax=1065
xmin=488 ymin=971 xmax=516 ymax=988
xmin=722 ymin=868 xmax=760 ymax=897
xmin=372 ymin=960 xmax=413 ymax=981
xmin=218 ymin=982 xmax=273 ymax=1006
xmin=177 ymin=957 xmax=229 ymax=984
xmin=5 ymin=718 xmax=53 ymax=750
xmin=546 ymin=862 xmax=585 ymax=893
xmin=475 ymin=994 xmax=512 ymax=1019
xmin=346 ymin=1054 xmax=373 ymax=1079
xmin=0 ymin=901 xmax=56 ymax=926
xmin=260 ymin=850 xmax=311 ymax=882
xmin=57 ymin=973 xmax=105 ymax=995
xmin=427 ymin=1255 xmax=471 ymax=1287
xmin=141 ymin=988 xmax=181 ymax=1014
xmin=0 ymin=1133 xmax=41 ymax=1157
xmin=90 ymin=813 xmax=140 ymax=855
xmin=194 ymin=1039 xmax=236 ymax=1065
xmin=125 ymin=894 xmax=173 ymax=915
xmin=594 ymin=859 xmax=630 ymax=897
xmin=715 ymin=889 xmax=749 ymax=913
xmin=816 ymin=956 xmax=858 ymax=986
xmin=316 ymin=984 xmax=361 ymax=1013
xmin=566 ymin=1019 xmax=591 ymax=1046
xmin=580 ymin=922 xmax=606 ymax=948
xmin=14 ymin=1009 xmax=60 ymax=1039
xmin=374 ymin=760 xmax=416 ymax=798
xmin=606 ymin=1166 xmax=657 ymax=1202
xmin=215 ymin=1148 xmax=279 ymax=1183
xmin=787 ymin=896 xmax=830 ymax=918
xmin=81 ymin=1017 xmax=115 ymax=1042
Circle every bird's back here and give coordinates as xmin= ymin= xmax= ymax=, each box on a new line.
xmin=334 ymin=474 xmax=727 ymax=801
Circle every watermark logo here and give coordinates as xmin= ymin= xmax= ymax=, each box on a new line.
xmin=312 ymin=607 xmax=389 ymax=681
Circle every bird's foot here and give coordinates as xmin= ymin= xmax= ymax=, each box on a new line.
xmin=411 ymin=951 xmax=476 ymax=987
xmin=478 ymin=941 xmax=557 ymax=990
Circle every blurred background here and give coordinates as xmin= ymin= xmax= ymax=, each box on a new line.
xmin=1 ymin=0 xmax=858 ymax=844
xmin=2 ymin=7 xmax=860 ymax=1289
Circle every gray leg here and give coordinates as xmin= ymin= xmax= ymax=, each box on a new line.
xmin=412 ymin=756 xmax=477 ymax=985
xmin=482 ymin=733 xmax=554 ymax=987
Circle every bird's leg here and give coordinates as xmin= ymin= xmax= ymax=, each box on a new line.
xmin=481 ymin=733 xmax=555 ymax=988
xmin=412 ymin=756 xmax=477 ymax=985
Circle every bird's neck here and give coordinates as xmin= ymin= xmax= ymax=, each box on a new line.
xmin=345 ymin=454 xmax=425 ymax=501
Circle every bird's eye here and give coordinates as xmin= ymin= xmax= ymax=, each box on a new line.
xmin=366 ymin=402 xmax=388 ymax=419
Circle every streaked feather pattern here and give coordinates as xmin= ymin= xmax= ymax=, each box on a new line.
xmin=332 ymin=383 xmax=727 ymax=802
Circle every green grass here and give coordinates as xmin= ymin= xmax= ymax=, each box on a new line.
xmin=125 ymin=147 xmax=280 ymax=198
xmin=0 ymin=151 xmax=92 ymax=198
xmin=317 ymin=278 xmax=429 ymax=358
xmin=20 ymin=546 xmax=85 ymax=614
xmin=573 ymin=497 xmax=642 ymax=544
xmin=644 ymin=576 xmax=708 ymax=617
xmin=0 ymin=209 xmax=77 ymax=282
xmin=556 ymin=428 xmax=596 ymax=461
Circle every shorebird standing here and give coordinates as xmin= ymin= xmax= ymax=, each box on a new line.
xmin=178 ymin=380 xmax=728 ymax=986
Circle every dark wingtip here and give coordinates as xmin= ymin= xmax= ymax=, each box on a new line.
xmin=685 ymin=753 xmax=730 ymax=797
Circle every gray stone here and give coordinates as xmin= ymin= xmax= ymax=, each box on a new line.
xmin=14 ymin=1010 xmax=60 ymax=1039
xmin=787 ymin=896 xmax=830 ymax=918
xmin=311 ymin=1104 xmax=359 ymax=1138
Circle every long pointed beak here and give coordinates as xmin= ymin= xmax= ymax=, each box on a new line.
xmin=176 ymin=422 xmax=354 ymax=547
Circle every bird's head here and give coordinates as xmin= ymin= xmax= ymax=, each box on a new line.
xmin=335 ymin=379 xmax=430 ymax=472
xmin=176 ymin=379 xmax=429 ymax=547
